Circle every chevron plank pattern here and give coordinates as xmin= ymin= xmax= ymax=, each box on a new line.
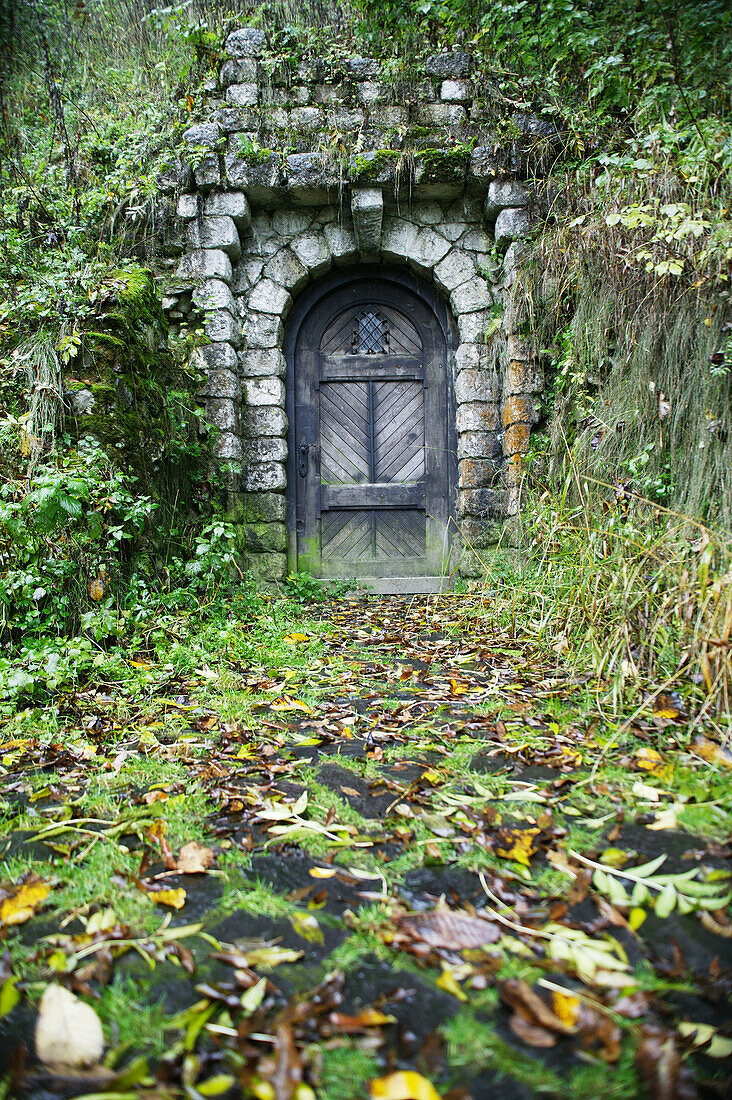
xmin=320 ymin=382 xmax=370 ymax=484
xmin=374 ymin=381 xmax=425 ymax=483
xmin=321 ymin=510 xmax=426 ymax=561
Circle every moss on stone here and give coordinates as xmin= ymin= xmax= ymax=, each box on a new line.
xmin=416 ymin=145 xmax=469 ymax=184
xmin=352 ymin=148 xmax=400 ymax=181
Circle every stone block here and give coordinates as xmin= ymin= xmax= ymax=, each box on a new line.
xmin=433 ymin=250 xmax=476 ymax=292
xmin=455 ymin=369 xmax=500 ymax=404
xmin=451 ymin=279 xmax=492 ymax=314
xmin=239 ymin=521 xmax=288 ymax=553
xmin=176 ymin=193 xmax=198 ymax=220
xmin=458 ymin=312 xmax=489 ymax=344
xmin=260 ymin=107 xmax=289 ymax=130
xmin=504 ymin=361 xmax=544 ymax=396
xmin=284 ymin=153 xmax=339 ymax=203
xmin=456 ymin=402 xmax=500 ymax=433
xmin=486 ymin=179 xmax=527 ymax=218
xmin=425 ymin=52 xmax=471 ymax=78
xmin=290 ymin=106 xmax=325 ymax=132
xmin=240 ymin=406 xmax=288 ymax=438
xmin=70 ymin=389 xmax=95 ymax=416
xmin=241 ymin=492 xmax=287 ymax=523
xmin=381 ymin=219 xmax=419 ymax=263
xmin=291 ymin=233 xmax=332 ymax=276
xmin=357 ymin=82 xmax=387 ymax=106
xmin=199 ymin=342 xmax=238 ymax=372
xmin=226 ymin=83 xmax=258 ymax=107
xmin=367 ymin=105 xmax=409 ymax=128
xmin=243 ymin=462 xmax=286 ymax=492
xmin=187 ymin=216 xmax=241 ymax=261
xmin=176 ymin=249 xmax=232 ymax=283
xmin=458 ymin=431 xmax=502 ymax=460
xmin=345 ymin=56 xmax=379 ymax=79
xmin=217 ymin=107 xmax=259 ymax=132
xmin=243 ymin=313 xmax=284 ymax=349
xmin=206 ymin=398 xmax=238 ymax=432
xmin=248 ymin=279 xmax=292 ymax=316
xmin=182 ymin=122 xmax=221 ymax=149
xmin=203 ymin=191 xmax=251 ymax=228
xmin=458 ymin=488 xmax=507 ymax=519
xmin=225 ymin=152 xmax=281 ymax=201
xmin=243 ymin=437 xmax=288 ymax=464
xmin=244 ymin=552 xmax=287 ymax=584
xmin=192 ymin=279 xmax=237 ymax=315
xmin=212 ymin=432 xmax=242 ymax=460
xmin=455 ymin=343 xmax=492 ymax=373
xmin=459 ymin=457 xmax=500 ymax=490
xmin=416 ymin=102 xmax=467 ymax=128
xmin=271 ymin=210 xmax=313 ymax=236
xmin=197 ymin=369 xmax=241 ymax=400
xmin=225 ymin=28 xmax=266 ymax=57
xmin=244 ymin=376 xmax=286 ymax=407
xmin=411 ymin=227 xmax=451 ymax=269
xmin=502 ymin=395 xmax=541 ymax=427
xmin=458 ymin=517 xmax=503 ymax=549
xmin=503 ymin=423 xmax=532 ymax=455
xmin=470 ymin=143 xmax=518 ymax=183
xmin=313 ymin=84 xmax=347 ymax=105
xmin=494 ymin=208 xmax=531 ymax=250
xmin=324 ymin=223 xmax=358 ymax=263
xmin=220 ymin=58 xmax=257 ymax=87
xmin=502 ymin=242 xmax=529 ymax=288
xmin=239 ymin=348 xmax=286 ymax=378
xmin=441 ymin=79 xmax=470 ymax=102
xmin=457 ymin=546 xmax=494 ymax=578
xmin=264 ymin=249 xmax=309 ymax=292
xmin=351 ymin=188 xmax=383 ymax=254
xmin=328 ymin=109 xmax=365 ymax=132
xmin=194 ymin=155 xmax=221 ymax=190
xmin=205 ymin=310 xmax=242 ymax=347
xmin=506 ymin=335 xmax=534 ymax=361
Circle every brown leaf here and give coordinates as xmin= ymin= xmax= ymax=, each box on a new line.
xmin=493 ymin=825 xmax=540 ymax=865
xmin=175 ymin=841 xmax=215 ymax=874
xmin=635 ymin=1025 xmax=680 ymax=1099
xmin=500 ymin=979 xmax=575 ymax=1035
xmin=398 ymin=909 xmax=500 ymax=950
xmin=509 ymin=1012 xmax=557 ymax=1047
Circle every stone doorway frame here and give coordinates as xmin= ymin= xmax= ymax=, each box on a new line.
xmin=283 ymin=263 xmax=459 ymax=577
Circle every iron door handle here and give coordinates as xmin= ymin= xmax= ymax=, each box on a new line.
xmin=298 ymin=442 xmax=310 ymax=477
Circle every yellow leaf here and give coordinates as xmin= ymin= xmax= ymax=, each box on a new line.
xmin=284 ymin=633 xmax=310 ymax=644
xmin=271 ymin=696 xmax=313 ymax=714
xmin=494 ymin=826 xmax=540 ymax=866
xmin=290 ymin=912 xmax=324 ymax=943
xmin=309 ymin=867 xmax=337 ymax=879
xmin=628 ymin=908 xmax=647 ymax=931
xmin=693 ymin=736 xmax=732 ymax=769
xmin=551 ymin=989 xmax=581 ymax=1029
xmin=1 ymin=879 xmax=52 ymax=926
xmin=436 ymin=966 xmax=468 ymax=1002
xmin=146 ymin=887 xmax=186 ymax=909
xmin=370 ymin=1071 xmax=443 ymax=1100
xmin=88 ymin=577 xmax=104 ymax=602
xmin=634 ymin=747 xmax=672 ymax=779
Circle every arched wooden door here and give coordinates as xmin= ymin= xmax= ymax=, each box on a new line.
xmin=285 ymin=268 xmax=456 ymax=587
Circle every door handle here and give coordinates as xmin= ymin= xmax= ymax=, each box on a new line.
xmin=298 ymin=442 xmax=310 ymax=477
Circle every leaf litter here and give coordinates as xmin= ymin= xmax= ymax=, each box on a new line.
xmin=0 ymin=594 xmax=730 ymax=1098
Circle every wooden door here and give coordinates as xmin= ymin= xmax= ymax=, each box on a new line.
xmin=291 ymin=276 xmax=453 ymax=581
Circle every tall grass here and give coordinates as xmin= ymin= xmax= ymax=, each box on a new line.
xmin=475 ymin=475 xmax=732 ymax=728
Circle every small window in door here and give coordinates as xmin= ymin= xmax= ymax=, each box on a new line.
xmin=351 ymin=309 xmax=388 ymax=354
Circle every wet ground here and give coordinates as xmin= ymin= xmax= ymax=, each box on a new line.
xmin=1 ymin=595 xmax=731 ymax=1098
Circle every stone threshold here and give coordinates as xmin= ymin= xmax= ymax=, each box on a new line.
xmin=324 ymin=576 xmax=455 ymax=595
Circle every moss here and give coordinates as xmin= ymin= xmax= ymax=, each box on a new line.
xmin=416 ymin=145 xmax=469 ymax=184
xmin=352 ymin=148 xmax=400 ymax=181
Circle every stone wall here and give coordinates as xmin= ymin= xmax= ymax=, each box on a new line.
xmin=162 ymin=26 xmax=559 ymax=585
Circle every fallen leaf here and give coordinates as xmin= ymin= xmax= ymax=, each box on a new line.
xmin=509 ymin=1012 xmax=557 ymax=1047
xmin=290 ymin=912 xmax=323 ymax=944
xmin=500 ymin=979 xmax=575 ymax=1035
xmin=35 ymin=984 xmax=104 ymax=1068
xmin=398 ymin=910 xmax=500 ymax=950
xmin=677 ymin=1021 xmax=732 ymax=1059
xmin=635 ymin=1024 xmax=680 ymax=1099
xmin=176 ymin=842 xmax=215 ymax=873
xmin=309 ymin=867 xmax=337 ymax=879
xmin=693 ymin=736 xmax=732 ymax=768
xmin=551 ymin=989 xmax=581 ymax=1029
xmin=1 ymin=877 xmax=52 ymax=926
xmin=284 ymin=633 xmax=310 ymax=644
xmin=436 ymin=966 xmax=468 ymax=1002
xmin=145 ymin=887 xmax=186 ymax=909
xmin=328 ymin=1007 xmax=396 ymax=1032
xmin=493 ymin=825 xmax=540 ymax=865
xmin=370 ymin=1071 xmax=443 ymax=1100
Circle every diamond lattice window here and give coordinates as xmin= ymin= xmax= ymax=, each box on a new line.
xmin=351 ymin=310 xmax=388 ymax=354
